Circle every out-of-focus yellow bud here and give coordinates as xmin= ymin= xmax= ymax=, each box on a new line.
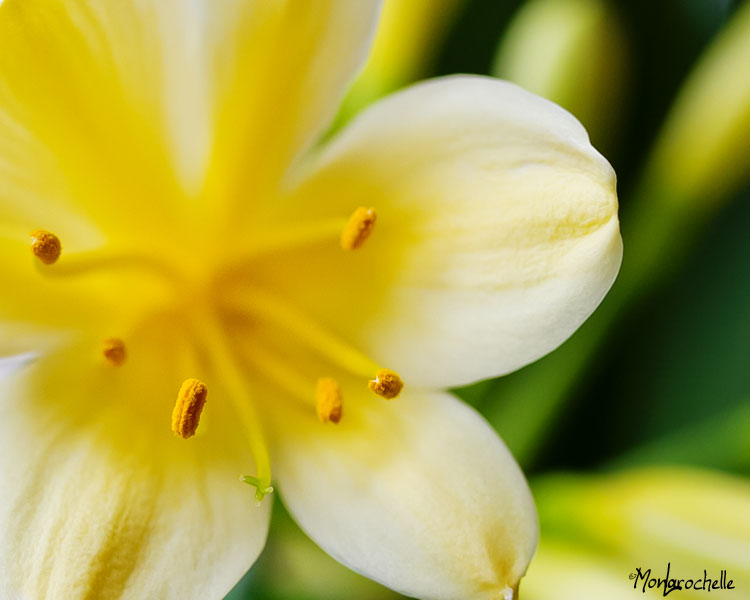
xmin=523 ymin=541 xmax=635 ymax=600
xmin=643 ymin=1 xmax=750 ymax=206
xmin=493 ymin=0 xmax=627 ymax=149
xmin=524 ymin=467 xmax=750 ymax=599
xmin=341 ymin=0 xmax=466 ymax=120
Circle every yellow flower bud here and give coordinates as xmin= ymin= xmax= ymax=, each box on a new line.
xmin=493 ymin=0 xmax=628 ymax=149
xmin=643 ymin=1 xmax=750 ymax=206
xmin=523 ymin=467 xmax=750 ymax=599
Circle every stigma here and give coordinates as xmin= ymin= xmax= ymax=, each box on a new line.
xmin=368 ymin=369 xmax=404 ymax=399
xmin=316 ymin=377 xmax=343 ymax=424
xmin=340 ymin=207 xmax=377 ymax=250
xmin=30 ymin=229 xmax=62 ymax=264
xmin=171 ymin=378 xmax=208 ymax=439
xmin=102 ymin=338 xmax=127 ymax=366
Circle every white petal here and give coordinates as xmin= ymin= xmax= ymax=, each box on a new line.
xmin=272 ymin=389 xmax=538 ymax=600
xmin=0 ymin=356 xmax=270 ymax=599
xmin=273 ymin=75 xmax=622 ymax=388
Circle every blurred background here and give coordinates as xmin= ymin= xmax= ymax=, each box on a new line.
xmin=227 ymin=0 xmax=750 ymax=598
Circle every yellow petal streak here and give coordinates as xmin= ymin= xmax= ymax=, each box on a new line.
xmin=30 ymin=230 xmax=62 ymax=265
xmin=102 ymin=338 xmax=127 ymax=367
xmin=316 ymin=377 xmax=343 ymax=424
xmin=340 ymin=206 xmax=377 ymax=250
xmin=368 ymin=369 xmax=404 ymax=399
xmin=171 ymin=379 xmax=208 ymax=439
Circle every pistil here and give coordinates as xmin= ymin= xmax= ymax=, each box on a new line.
xmin=198 ymin=311 xmax=274 ymax=504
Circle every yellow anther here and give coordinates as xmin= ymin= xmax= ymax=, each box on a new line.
xmin=316 ymin=377 xmax=343 ymax=424
xmin=102 ymin=338 xmax=127 ymax=366
xmin=340 ymin=207 xmax=377 ymax=250
xmin=368 ymin=369 xmax=404 ymax=400
xmin=171 ymin=378 xmax=208 ymax=439
xmin=30 ymin=230 xmax=62 ymax=265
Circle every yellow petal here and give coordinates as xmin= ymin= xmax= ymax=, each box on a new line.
xmin=265 ymin=76 xmax=621 ymax=388
xmin=0 ymin=343 xmax=270 ymax=599
xmin=0 ymin=0 xmax=191 ymax=238
xmin=341 ymin=0 xmax=466 ymax=118
xmin=270 ymin=388 xmax=537 ymax=599
xmin=0 ymin=0 xmax=381 ymax=244
xmin=0 ymin=236 xmax=110 ymax=348
xmin=201 ymin=0 xmax=381 ymax=219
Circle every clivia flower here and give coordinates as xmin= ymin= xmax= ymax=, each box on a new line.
xmin=0 ymin=2 xmax=621 ymax=599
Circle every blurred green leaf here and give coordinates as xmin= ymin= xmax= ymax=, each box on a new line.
xmin=610 ymin=402 xmax=750 ymax=474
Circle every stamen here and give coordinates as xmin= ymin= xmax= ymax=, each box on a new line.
xmin=171 ymin=378 xmax=208 ymax=439
xmin=240 ymin=474 xmax=275 ymax=506
xmin=242 ymin=343 xmax=318 ymax=406
xmin=340 ymin=207 xmax=377 ymax=250
xmin=102 ymin=338 xmax=127 ymax=366
xmin=30 ymin=230 xmax=62 ymax=264
xmin=368 ymin=369 xmax=404 ymax=399
xmin=227 ymin=218 xmax=345 ymax=262
xmin=228 ymin=289 xmax=380 ymax=379
xmin=316 ymin=377 xmax=343 ymax=424
xmin=31 ymin=246 xmax=186 ymax=287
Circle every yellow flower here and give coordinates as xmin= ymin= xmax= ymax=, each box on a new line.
xmin=0 ymin=2 xmax=621 ymax=599
xmin=524 ymin=467 xmax=750 ymax=599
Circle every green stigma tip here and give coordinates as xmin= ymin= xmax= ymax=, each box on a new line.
xmin=240 ymin=474 xmax=274 ymax=505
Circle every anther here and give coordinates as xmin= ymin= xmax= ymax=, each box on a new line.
xmin=30 ymin=230 xmax=62 ymax=264
xmin=340 ymin=207 xmax=377 ymax=250
xmin=171 ymin=378 xmax=208 ymax=439
xmin=102 ymin=338 xmax=127 ymax=366
xmin=368 ymin=369 xmax=404 ymax=400
xmin=316 ymin=377 xmax=343 ymax=424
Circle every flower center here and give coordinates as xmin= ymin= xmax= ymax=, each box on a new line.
xmin=28 ymin=207 xmax=404 ymax=503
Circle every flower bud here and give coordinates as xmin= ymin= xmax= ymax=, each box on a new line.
xmin=493 ymin=0 xmax=628 ymax=149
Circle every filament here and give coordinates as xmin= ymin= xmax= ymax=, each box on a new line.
xmin=226 ymin=288 xmax=380 ymax=379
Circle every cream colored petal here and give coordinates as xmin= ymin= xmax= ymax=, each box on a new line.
xmin=271 ymin=389 xmax=538 ymax=600
xmin=270 ymin=76 xmax=622 ymax=388
xmin=0 ymin=333 xmax=270 ymax=599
